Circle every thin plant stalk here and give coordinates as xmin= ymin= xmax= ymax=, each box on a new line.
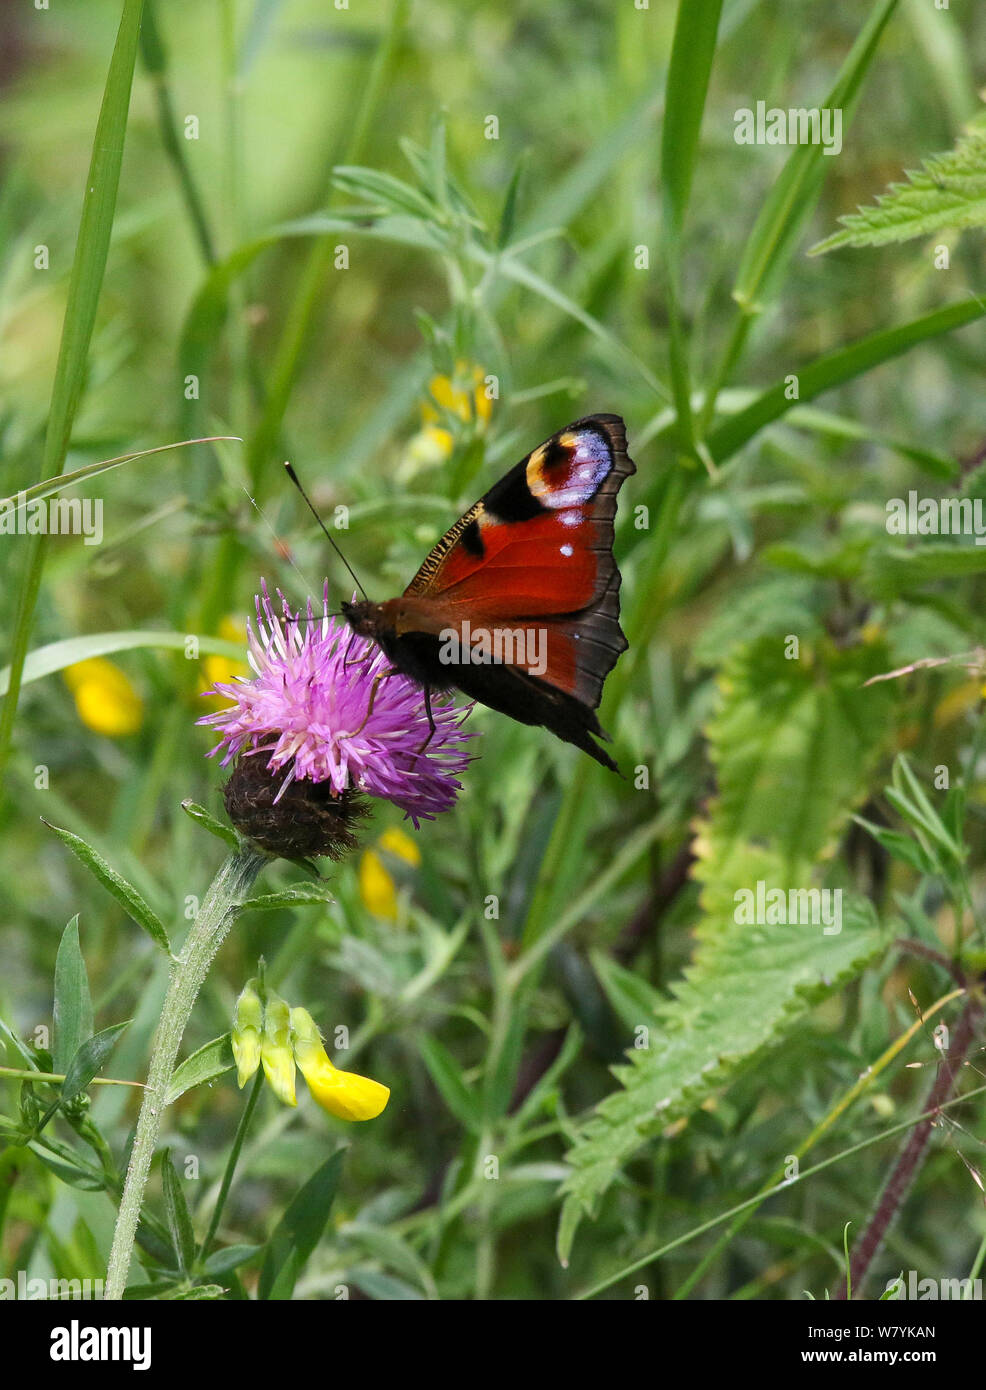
xmin=105 ymin=845 xmax=265 ymax=1300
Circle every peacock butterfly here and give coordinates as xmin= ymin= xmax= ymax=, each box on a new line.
xmin=340 ymin=414 xmax=635 ymax=771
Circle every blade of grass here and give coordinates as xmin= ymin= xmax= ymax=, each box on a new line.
xmin=661 ymin=0 xmax=724 ymax=456
xmin=707 ymin=295 xmax=986 ymax=464
xmin=0 ymin=631 xmax=244 ymax=697
xmin=576 ymin=1077 xmax=986 ymax=1299
xmin=699 ymin=0 xmax=899 ymax=432
xmin=246 ymin=0 xmax=410 ymax=486
xmin=661 ymin=0 xmax=723 ymax=255
xmin=140 ymin=0 xmax=217 ymax=265
xmin=0 ymin=437 xmax=240 ymax=510
xmin=732 ymin=0 xmax=900 ymax=313
xmin=0 ymin=0 xmax=146 ymax=779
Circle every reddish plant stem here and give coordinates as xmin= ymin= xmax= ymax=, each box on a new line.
xmin=837 ymin=990 xmax=982 ymax=1299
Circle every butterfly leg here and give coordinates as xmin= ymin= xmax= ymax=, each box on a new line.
xmin=339 ymin=668 xmax=397 ymax=737
xmin=416 ymin=684 xmax=437 ymax=754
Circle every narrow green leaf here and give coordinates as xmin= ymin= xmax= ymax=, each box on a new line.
xmin=497 ymin=152 xmax=527 ymax=249
xmin=346 ymin=1268 xmax=424 ymax=1300
xmin=28 ymin=1142 xmax=105 ymax=1192
xmin=258 ymin=1148 xmax=346 ymax=1300
xmin=0 ymin=632 xmax=245 ymax=698
xmin=161 ymin=1149 xmax=196 ymax=1277
xmin=419 ymin=1035 xmax=481 ymax=1132
xmin=53 ymin=917 xmax=94 ymax=1075
xmin=180 ymin=800 xmax=239 ymax=850
xmin=590 ymin=951 xmax=665 ymax=1033
xmin=487 ymin=1011 xmax=527 ymax=1120
xmin=853 ymin=817 xmax=939 ymax=876
xmin=61 ymin=1021 xmax=131 ymax=1102
xmin=201 ymin=1244 xmax=262 ymax=1278
xmin=165 ymin=1034 xmax=234 ymax=1105
xmin=732 ymin=0 xmax=899 ymax=310
xmin=707 ymin=297 xmax=986 ymax=464
xmin=661 ymin=0 xmax=724 ymax=256
xmin=0 ymin=437 xmax=240 ymax=511
xmin=43 ymin=822 xmax=170 ymax=953
xmin=241 ymin=887 xmax=334 ymax=912
xmin=341 ymin=1224 xmax=435 ymax=1297
xmin=0 ymin=0 xmax=146 ymax=771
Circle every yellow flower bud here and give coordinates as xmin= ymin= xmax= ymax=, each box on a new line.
xmin=231 ymin=979 xmax=264 ymax=1088
xmin=359 ymin=848 xmax=398 ymax=920
xmin=290 ymin=1007 xmax=390 ymax=1122
xmin=378 ymin=826 xmax=422 ymax=867
xmin=64 ymin=658 xmax=142 ymax=736
xmin=261 ymin=994 xmax=296 ymax=1106
xmin=200 ymin=617 xmax=249 ymax=710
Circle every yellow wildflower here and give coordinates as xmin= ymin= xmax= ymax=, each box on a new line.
xmin=64 ymin=658 xmax=142 ymax=736
xmin=410 ymin=362 xmax=494 ymax=463
xmin=290 ymin=1007 xmax=390 ymax=1121
xmin=200 ymin=616 xmax=248 ymax=711
xmin=231 ymin=978 xmax=264 ymax=1089
xmin=359 ymin=848 xmax=398 ymax=920
xmin=378 ymin=826 xmax=422 ymax=867
xmin=260 ymin=993 xmax=296 ymax=1107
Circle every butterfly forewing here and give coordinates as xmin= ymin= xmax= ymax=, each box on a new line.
xmin=402 ymin=414 xmax=634 ymax=710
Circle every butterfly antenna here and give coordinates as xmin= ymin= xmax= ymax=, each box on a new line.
xmin=239 ymin=484 xmax=317 ymax=597
xmin=284 ymin=460 xmax=368 ymax=601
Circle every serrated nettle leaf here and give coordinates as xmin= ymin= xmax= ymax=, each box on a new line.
xmin=43 ymin=822 xmax=170 ymax=954
xmin=812 ymin=112 xmax=986 ymax=253
xmin=258 ymin=1148 xmax=345 ymax=1301
xmin=161 ymin=1148 xmax=196 ymax=1277
xmin=180 ymin=800 xmax=239 ymax=849
xmin=61 ymin=1021 xmax=131 ymax=1102
xmin=53 ymin=916 xmax=94 ymax=1075
xmin=559 ymin=636 xmax=895 ymax=1239
xmin=562 ymin=897 xmax=888 ymax=1227
xmin=164 ymin=1034 xmax=234 ymax=1105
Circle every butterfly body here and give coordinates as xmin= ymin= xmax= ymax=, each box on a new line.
xmin=342 ymin=414 xmax=635 ymax=771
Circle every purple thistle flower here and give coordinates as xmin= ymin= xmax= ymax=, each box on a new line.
xmin=199 ymin=583 xmax=476 ymax=828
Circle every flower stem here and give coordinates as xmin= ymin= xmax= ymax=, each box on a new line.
xmin=836 ymin=989 xmax=983 ymax=1299
xmin=198 ymin=1067 xmax=264 ymax=1261
xmin=104 ymin=845 xmax=265 ymax=1300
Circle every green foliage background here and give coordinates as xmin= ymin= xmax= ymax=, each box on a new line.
xmin=2 ymin=0 xmax=986 ymax=1300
